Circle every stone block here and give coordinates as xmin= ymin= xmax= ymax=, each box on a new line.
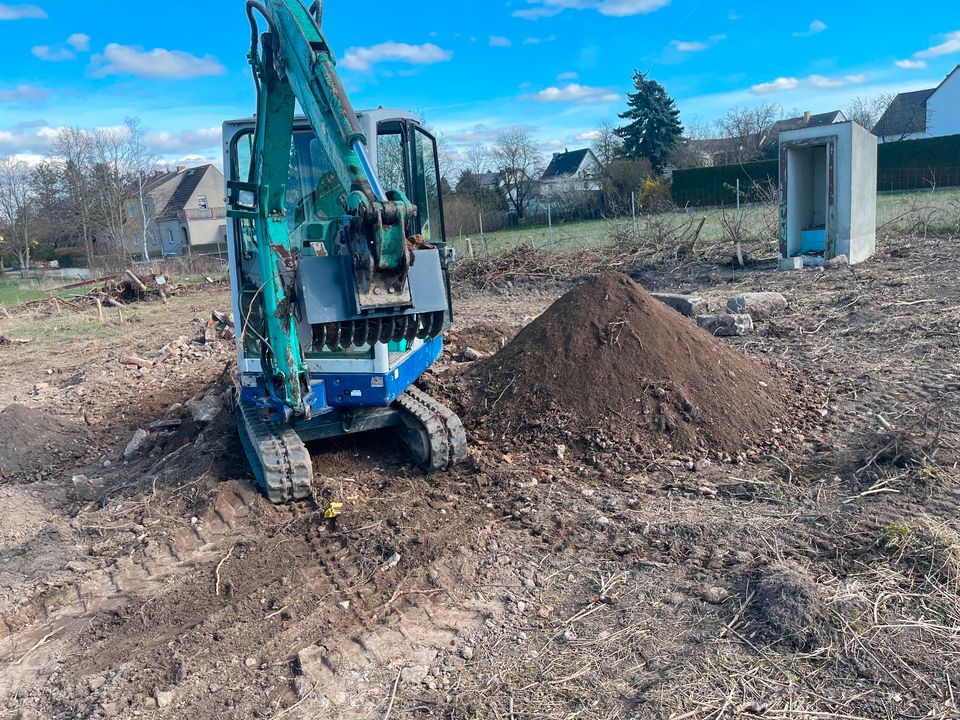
xmin=726 ymin=292 xmax=787 ymax=319
xmin=697 ymin=314 xmax=754 ymax=337
xmin=651 ymin=292 xmax=708 ymax=318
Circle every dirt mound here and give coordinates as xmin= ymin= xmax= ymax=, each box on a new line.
xmin=465 ymin=272 xmax=789 ymax=456
xmin=751 ymin=564 xmax=829 ymax=649
xmin=0 ymin=404 xmax=86 ymax=480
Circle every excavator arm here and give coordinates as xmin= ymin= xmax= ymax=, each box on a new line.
xmin=230 ymin=0 xmax=417 ymax=417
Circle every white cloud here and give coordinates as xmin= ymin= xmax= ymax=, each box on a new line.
xmin=32 ymin=45 xmax=74 ymax=61
xmin=0 ymin=3 xmax=46 ymax=20
xmin=751 ymin=77 xmax=800 ymax=95
xmin=523 ymin=35 xmax=556 ymax=45
xmin=794 ymin=19 xmax=827 ymax=37
xmin=514 ymin=0 xmax=670 ymax=20
xmin=808 ymin=73 xmax=867 ymax=88
xmin=751 ymin=73 xmax=866 ymax=95
xmin=489 ymin=35 xmax=512 ymax=47
xmin=914 ymin=30 xmax=960 ymax=59
xmin=340 ymin=41 xmax=453 ymax=71
xmin=0 ymin=84 xmax=52 ymax=103
xmin=575 ymin=130 xmax=601 ymax=141
xmin=671 ymin=40 xmax=707 ymax=52
xmin=557 ymin=71 xmax=579 ymax=80
xmin=896 ymin=59 xmax=927 ymax=69
xmin=67 ymin=32 xmax=90 ymax=51
xmin=145 ymin=127 xmax=221 ymax=154
xmin=89 ymin=44 xmax=226 ymax=79
xmin=525 ymin=83 xmax=620 ymax=104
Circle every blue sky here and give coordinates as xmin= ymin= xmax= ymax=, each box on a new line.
xmin=1 ymin=0 xmax=958 ymax=168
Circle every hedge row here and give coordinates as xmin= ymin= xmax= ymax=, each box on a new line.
xmin=672 ymin=133 xmax=960 ymax=206
xmin=671 ymin=160 xmax=778 ymax=207
xmin=877 ymin=133 xmax=960 ymax=169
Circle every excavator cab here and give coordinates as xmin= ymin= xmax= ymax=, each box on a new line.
xmin=225 ymin=109 xmax=453 ymax=363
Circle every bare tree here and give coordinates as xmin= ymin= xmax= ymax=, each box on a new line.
xmin=89 ymin=128 xmax=137 ymax=261
xmin=491 ymin=128 xmax=543 ymax=220
xmin=0 ymin=156 xmax=36 ymax=273
xmin=845 ymin=93 xmax=896 ymax=132
xmin=51 ymin=126 xmax=97 ymax=268
xmin=463 ymin=140 xmax=490 ymax=176
xmin=716 ymin=104 xmax=783 ymax=162
xmin=125 ymin=117 xmax=159 ymax=261
xmin=590 ymin=119 xmax=623 ymax=174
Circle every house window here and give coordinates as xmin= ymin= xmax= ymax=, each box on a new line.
xmin=167 ymin=230 xmax=175 ymax=245
xmin=197 ymin=195 xmax=208 ymax=209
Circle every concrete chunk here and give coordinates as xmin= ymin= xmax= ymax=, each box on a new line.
xmin=651 ymin=292 xmax=708 ymax=318
xmin=726 ymin=292 xmax=787 ymax=319
xmin=778 ymin=256 xmax=804 ymax=271
xmin=697 ymin=314 xmax=754 ymax=337
xmin=123 ymin=429 xmax=149 ymax=459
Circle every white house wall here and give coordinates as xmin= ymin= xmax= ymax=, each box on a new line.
xmin=927 ymin=68 xmax=960 ymax=138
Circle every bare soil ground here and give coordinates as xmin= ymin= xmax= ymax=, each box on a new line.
xmin=1 ymin=232 xmax=958 ymax=720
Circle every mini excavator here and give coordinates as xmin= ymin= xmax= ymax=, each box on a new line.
xmin=223 ymin=0 xmax=466 ymax=503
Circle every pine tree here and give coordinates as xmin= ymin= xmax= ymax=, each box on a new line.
xmin=616 ymin=70 xmax=684 ymax=174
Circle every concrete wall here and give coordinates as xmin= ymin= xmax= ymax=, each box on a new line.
xmin=779 ymin=122 xmax=877 ymax=265
xmin=848 ymin=123 xmax=878 ymax=264
xmin=927 ymin=68 xmax=960 ymax=139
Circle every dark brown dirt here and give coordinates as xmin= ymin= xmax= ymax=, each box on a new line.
xmin=750 ymin=563 xmax=829 ymax=649
xmin=464 ymin=272 xmax=792 ymax=457
xmin=0 ymin=404 xmax=88 ymax=480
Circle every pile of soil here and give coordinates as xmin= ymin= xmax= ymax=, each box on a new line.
xmin=465 ymin=272 xmax=791 ymax=457
xmin=0 ymin=404 xmax=85 ymax=480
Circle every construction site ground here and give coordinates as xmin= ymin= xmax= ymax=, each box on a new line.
xmin=1 ymin=232 xmax=959 ymax=720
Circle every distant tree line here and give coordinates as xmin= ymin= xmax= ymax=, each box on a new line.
xmin=0 ymin=117 xmax=158 ymax=273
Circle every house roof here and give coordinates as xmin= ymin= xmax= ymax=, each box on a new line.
xmin=157 ymin=165 xmax=216 ymax=220
xmin=770 ymin=110 xmax=844 ymax=136
xmin=141 ymin=170 xmax=181 ymax=195
xmin=873 ymin=88 xmax=936 ymax=138
xmin=872 ymin=65 xmax=960 ymax=138
xmin=542 ymin=148 xmax=593 ymax=180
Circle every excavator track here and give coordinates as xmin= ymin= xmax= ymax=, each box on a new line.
xmin=236 ymin=401 xmax=313 ymax=504
xmin=394 ymin=387 xmax=468 ymax=473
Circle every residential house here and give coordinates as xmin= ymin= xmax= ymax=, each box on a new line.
xmin=126 ymin=164 xmax=226 ymax=259
xmin=540 ymin=148 xmax=601 ymax=194
xmin=873 ymin=65 xmax=960 ymax=142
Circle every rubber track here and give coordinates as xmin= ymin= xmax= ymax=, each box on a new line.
xmin=403 ymin=387 xmax=468 ymax=467
xmin=396 ymin=391 xmax=450 ymax=473
xmin=237 ymin=402 xmax=312 ymax=504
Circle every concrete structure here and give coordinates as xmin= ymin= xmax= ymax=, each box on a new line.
xmin=778 ymin=122 xmax=877 ymax=267
xmin=125 ymin=164 xmax=226 ymax=259
xmin=874 ymin=65 xmax=960 ymax=142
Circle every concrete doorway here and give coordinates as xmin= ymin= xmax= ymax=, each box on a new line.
xmin=785 ymin=144 xmax=829 ymax=258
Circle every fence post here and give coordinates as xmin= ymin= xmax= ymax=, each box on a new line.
xmin=631 ymin=191 xmax=639 ymax=242
xmin=547 ymin=203 xmax=553 ymax=247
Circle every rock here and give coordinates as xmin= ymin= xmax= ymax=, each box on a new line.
xmin=337 ymin=600 xmax=350 ymax=610
xmin=122 ymin=429 xmax=149 ymax=459
xmin=462 ymin=347 xmax=486 ymax=362
xmin=154 ymin=690 xmax=175 ymax=708
xmin=651 ymin=292 xmax=708 ymax=318
xmin=186 ymin=392 xmax=224 ymax=424
xmin=702 ymin=586 xmax=729 ymax=604
xmin=460 ymin=646 xmax=474 ymax=661
xmin=244 ymin=657 xmax=257 ymax=668
xmin=726 ymin=292 xmax=788 ymax=319
xmin=824 ymin=254 xmax=849 ymax=268
xmin=697 ymin=314 xmax=754 ymax=337
xmin=400 ymin=664 xmax=429 ymax=685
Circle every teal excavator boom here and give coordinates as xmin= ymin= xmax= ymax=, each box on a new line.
xmin=226 ymin=0 xmax=466 ymax=502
